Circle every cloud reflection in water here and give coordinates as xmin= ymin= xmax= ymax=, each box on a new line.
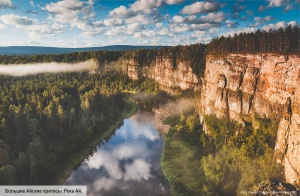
xmin=65 ymin=112 xmax=170 ymax=196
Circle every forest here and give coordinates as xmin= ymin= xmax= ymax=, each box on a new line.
xmin=207 ymin=25 xmax=299 ymax=55
xmin=161 ymin=110 xmax=282 ymax=195
xmin=0 ymin=70 xmax=158 ymax=185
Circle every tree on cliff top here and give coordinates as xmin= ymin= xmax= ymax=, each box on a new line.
xmin=207 ymin=25 xmax=299 ymax=55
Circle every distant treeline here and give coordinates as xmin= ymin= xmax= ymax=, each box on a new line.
xmin=207 ymin=25 xmax=299 ymax=55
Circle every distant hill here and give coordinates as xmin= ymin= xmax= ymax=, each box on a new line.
xmin=0 ymin=45 xmax=165 ymax=56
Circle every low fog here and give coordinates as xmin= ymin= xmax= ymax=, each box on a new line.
xmin=164 ymin=98 xmax=197 ymax=115
xmin=0 ymin=59 xmax=98 ymax=76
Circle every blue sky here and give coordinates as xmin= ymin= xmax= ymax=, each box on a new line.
xmin=0 ymin=0 xmax=299 ymax=47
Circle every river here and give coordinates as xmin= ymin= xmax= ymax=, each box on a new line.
xmin=64 ymin=111 xmax=171 ymax=196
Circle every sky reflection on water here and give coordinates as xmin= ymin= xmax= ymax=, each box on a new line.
xmin=65 ymin=112 xmax=171 ymax=196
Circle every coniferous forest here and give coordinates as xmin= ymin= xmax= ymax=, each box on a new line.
xmin=0 ymin=71 xmax=157 ymax=184
xmin=207 ymin=25 xmax=299 ymax=54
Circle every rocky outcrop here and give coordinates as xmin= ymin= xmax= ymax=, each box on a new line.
xmin=153 ymin=56 xmax=199 ymax=91
xmin=200 ymin=53 xmax=300 ymax=188
xmin=122 ymin=58 xmax=140 ymax=80
xmin=123 ymin=56 xmax=199 ymax=91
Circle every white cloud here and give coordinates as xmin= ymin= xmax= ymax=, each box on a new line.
xmin=109 ymin=5 xmax=136 ymax=19
xmin=260 ymin=0 xmax=294 ymax=12
xmin=30 ymin=0 xmax=34 ymax=7
xmin=69 ymin=18 xmax=104 ymax=38
xmin=251 ymin=16 xmax=274 ymax=27
xmin=42 ymin=0 xmax=105 ymax=37
xmin=191 ymin=30 xmax=205 ymax=38
xmin=172 ymin=12 xmax=226 ymax=25
xmin=130 ymin=0 xmax=163 ymax=13
xmin=156 ymin=22 xmax=163 ymax=29
xmin=127 ymin=22 xmax=145 ymax=31
xmin=200 ymin=12 xmax=226 ymax=23
xmin=0 ymin=14 xmax=65 ymax=38
xmin=226 ymin=20 xmax=239 ymax=28
xmin=157 ymin=28 xmax=170 ymax=36
xmin=165 ymin=0 xmax=184 ymax=4
xmin=180 ymin=2 xmax=221 ymax=15
xmin=0 ymin=0 xmax=12 ymax=9
xmin=43 ymin=0 xmax=83 ymax=23
xmin=268 ymin=0 xmax=288 ymax=7
xmin=222 ymin=27 xmax=258 ymax=37
xmin=0 ymin=24 xmax=5 ymax=30
xmin=103 ymin=19 xmax=123 ymax=27
xmin=0 ymin=14 xmax=37 ymax=26
xmin=27 ymin=23 xmax=65 ymax=38
xmin=172 ymin=15 xmax=185 ymax=23
xmin=262 ymin=21 xmax=297 ymax=31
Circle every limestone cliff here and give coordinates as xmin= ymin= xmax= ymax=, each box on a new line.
xmin=123 ymin=56 xmax=199 ymax=91
xmin=153 ymin=56 xmax=199 ymax=91
xmin=122 ymin=58 xmax=140 ymax=80
xmin=200 ymin=53 xmax=300 ymax=187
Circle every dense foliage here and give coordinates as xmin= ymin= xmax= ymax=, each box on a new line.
xmin=0 ymin=70 xmax=157 ymax=185
xmin=161 ymin=112 xmax=282 ymax=196
xmin=207 ymin=25 xmax=299 ymax=55
xmin=157 ymin=44 xmax=207 ymax=76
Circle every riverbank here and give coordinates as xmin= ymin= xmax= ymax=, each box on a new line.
xmin=160 ymin=122 xmax=204 ymax=196
xmin=56 ymin=99 xmax=139 ymax=185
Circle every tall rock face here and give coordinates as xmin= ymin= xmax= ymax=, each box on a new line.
xmin=122 ymin=58 xmax=140 ymax=80
xmin=153 ymin=56 xmax=199 ymax=91
xmin=200 ymin=53 xmax=300 ymax=187
xmin=123 ymin=56 xmax=199 ymax=91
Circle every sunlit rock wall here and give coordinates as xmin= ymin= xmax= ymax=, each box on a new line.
xmin=200 ymin=53 xmax=300 ymax=187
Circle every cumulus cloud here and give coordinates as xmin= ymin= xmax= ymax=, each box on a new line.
xmin=0 ymin=14 xmax=65 ymax=38
xmin=262 ymin=21 xmax=297 ymax=31
xmin=103 ymin=18 xmax=123 ymax=27
xmin=172 ymin=12 xmax=226 ymax=25
xmin=0 ymin=0 xmax=13 ymax=9
xmin=0 ymin=14 xmax=37 ymax=26
xmin=259 ymin=0 xmax=294 ymax=12
xmin=43 ymin=0 xmax=93 ymax=23
xmin=251 ymin=16 xmax=274 ymax=27
xmin=42 ymin=0 xmax=98 ymax=37
xmin=109 ymin=5 xmax=136 ymax=19
xmin=130 ymin=0 xmax=163 ymax=13
xmin=180 ymin=2 xmax=221 ymax=15
xmin=226 ymin=20 xmax=239 ymax=28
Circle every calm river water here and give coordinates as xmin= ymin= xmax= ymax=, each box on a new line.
xmin=65 ymin=111 xmax=171 ymax=196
